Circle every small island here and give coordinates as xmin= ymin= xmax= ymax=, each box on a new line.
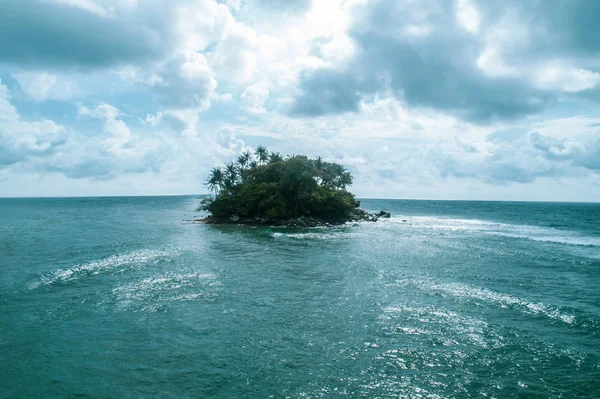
xmin=197 ymin=146 xmax=390 ymax=227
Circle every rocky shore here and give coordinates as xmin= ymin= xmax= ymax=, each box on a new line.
xmin=195 ymin=208 xmax=390 ymax=227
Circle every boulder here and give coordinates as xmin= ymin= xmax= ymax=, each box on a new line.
xmin=230 ymin=214 xmax=240 ymax=222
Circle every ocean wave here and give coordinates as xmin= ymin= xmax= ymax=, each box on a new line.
xmin=385 ymin=216 xmax=600 ymax=247
xmin=380 ymin=304 xmax=495 ymax=348
xmin=407 ymin=280 xmax=575 ymax=324
xmin=29 ymin=249 xmax=174 ymax=289
xmin=113 ymin=271 xmax=220 ymax=311
xmin=484 ymin=232 xmax=600 ymax=247
xmin=272 ymin=230 xmax=350 ymax=240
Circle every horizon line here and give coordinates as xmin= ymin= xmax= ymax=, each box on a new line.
xmin=0 ymin=194 xmax=598 ymax=204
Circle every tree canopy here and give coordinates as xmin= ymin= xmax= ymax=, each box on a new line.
xmin=201 ymin=146 xmax=360 ymax=221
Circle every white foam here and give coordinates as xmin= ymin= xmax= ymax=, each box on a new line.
xmin=113 ymin=271 xmax=220 ymax=311
xmin=409 ymin=280 xmax=575 ymax=324
xmin=272 ymin=230 xmax=350 ymax=240
xmin=29 ymin=249 xmax=173 ymax=289
xmin=385 ymin=216 xmax=600 ymax=247
xmin=485 ymin=232 xmax=600 ymax=247
xmin=380 ymin=305 xmax=493 ymax=348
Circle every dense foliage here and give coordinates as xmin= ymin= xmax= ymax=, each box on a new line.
xmin=201 ymin=146 xmax=360 ymax=221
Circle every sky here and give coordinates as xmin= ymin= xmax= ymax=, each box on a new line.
xmin=0 ymin=0 xmax=599 ymax=201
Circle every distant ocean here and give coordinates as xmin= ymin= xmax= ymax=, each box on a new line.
xmin=1 ymin=196 xmax=599 ymax=398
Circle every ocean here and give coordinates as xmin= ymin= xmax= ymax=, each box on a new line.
xmin=1 ymin=196 xmax=598 ymax=398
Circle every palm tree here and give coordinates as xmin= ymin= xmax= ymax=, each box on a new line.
xmin=237 ymin=151 xmax=253 ymax=183
xmin=243 ymin=150 xmax=253 ymax=163
xmin=314 ymin=156 xmax=325 ymax=184
xmin=255 ymin=145 xmax=269 ymax=165
xmin=237 ymin=151 xmax=253 ymax=169
xmin=331 ymin=164 xmax=347 ymax=189
xmin=314 ymin=156 xmax=324 ymax=172
xmin=339 ymin=170 xmax=353 ymax=189
xmin=205 ymin=167 xmax=224 ymax=194
xmin=237 ymin=154 xmax=248 ymax=170
xmin=224 ymin=162 xmax=238 ymax=189
xmin=268 ymin=152 xmax=284 ymax=164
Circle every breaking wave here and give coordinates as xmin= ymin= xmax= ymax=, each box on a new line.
xmin=113 ymin=271 xmax=220 ymax=311
xmin=404 ymin=279 xmax=575 ymax=324
xmin=29 ymin=249 xmax=174 ymax=289
xmin=384 ymin=216 xmax=600 ymax=247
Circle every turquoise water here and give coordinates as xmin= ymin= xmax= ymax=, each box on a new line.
xmin=1 ymin=196 xmax=599 ymax=398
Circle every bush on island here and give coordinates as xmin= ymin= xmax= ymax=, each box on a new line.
xmin=199 ymin=146 xmax=369 ymax=225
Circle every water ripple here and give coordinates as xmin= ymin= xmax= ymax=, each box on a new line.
xmin=28 ymin=249 xmax=175 ymax=289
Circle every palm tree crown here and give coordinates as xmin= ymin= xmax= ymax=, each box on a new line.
xmin=205 ymin=167 xmax=224 ymax=194
xmin=268 ymin=152 xmax=284 ymax=164
xmin=255 ymin=145 xmax=269 ymax=165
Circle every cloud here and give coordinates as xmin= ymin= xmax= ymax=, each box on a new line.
xmin=252 ymin=0 xmax=312 ymax=13
xmin=41 ymin=103 xmax=165 ymax=180
xmin=0 ymin=79 xmax=66 ymax=166
xmin=0 ymin=0 xmax=163 ymax=68
xmin=240 ymin=82 xmax=270 ymax=114
xmin=290 ymin=0 xmax=600 ymax=122
xmin=1 ymin=0 xmax=599 ymax=200
xmin=208 ymin=20 xmax=259 ymax=83
xmin=0 ymin=85 xmax=165 ymax=180
xmin=289 ymin=69 xmax=362 ymax=116
xmin=12 ymin=72 xmax=84 ymax=101
xmin=431 ymin=127 xmax=600 ymax=184
xmin=153 ymin=52 xmax=217 ymax=110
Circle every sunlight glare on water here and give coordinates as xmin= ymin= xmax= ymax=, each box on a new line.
xmin=1 ymin=197 xmax=599 ymax=398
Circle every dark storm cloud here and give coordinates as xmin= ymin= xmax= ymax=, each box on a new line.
xmin=0 ymin=0 xmax=164 ymax=68
xmin=290 ymin=0 xmax=600 ymax=122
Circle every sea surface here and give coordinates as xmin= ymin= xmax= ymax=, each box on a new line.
xmin=1 ymin=196 xmax=599 ymax=398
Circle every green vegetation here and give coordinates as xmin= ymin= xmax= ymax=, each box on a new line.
xmin=201 ymin=146 xmax=360 ymax=223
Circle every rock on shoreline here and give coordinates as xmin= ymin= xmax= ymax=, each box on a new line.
xmin=194 ymin=208 xmax=390 ymax=227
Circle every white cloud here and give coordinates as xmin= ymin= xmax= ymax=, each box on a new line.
xmin=240 ymin=81 xmax=270 ymax=114
xmin=209 ymin=20 xmax=259 ymax=83
xmin=2 ymin=0 xmax=600 ymax=200
xmin=211 ymin=92 xmax=233 ymax=103
xmin=477 ymin=47 xmax=519 ymax=77
xmin=456 ymin=0 xmax=479 ymax=34
xmin=13 ymin=72 xmax=58 ymax=101
xmin=534 ymin=65 xmax=600 ymax=93
xmin=50 ymin=0 xmax=112 ymax=17
xmin=13 ymin=71 xmax=86 ymax=102
xmin=118 ymin=51 xmax=217 ymax=110
xmin=78 ymin=103 xmax=132 ymax=152
xmin=0 ymin=80 xmax=66 ymax=167
xmin=0 ymin=80 xmax=19 ymax=122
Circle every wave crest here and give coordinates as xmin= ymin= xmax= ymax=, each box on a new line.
xmin=385 ymin=216 xmax=600 ymax=248
xmin=29 ymin=249 xmax=174 ymax=289
xmin=405 ymin=280 xmax=575 ymax=324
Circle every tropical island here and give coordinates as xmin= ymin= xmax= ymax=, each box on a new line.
xmin=197 ymin=146 xmax=390 ymax=227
